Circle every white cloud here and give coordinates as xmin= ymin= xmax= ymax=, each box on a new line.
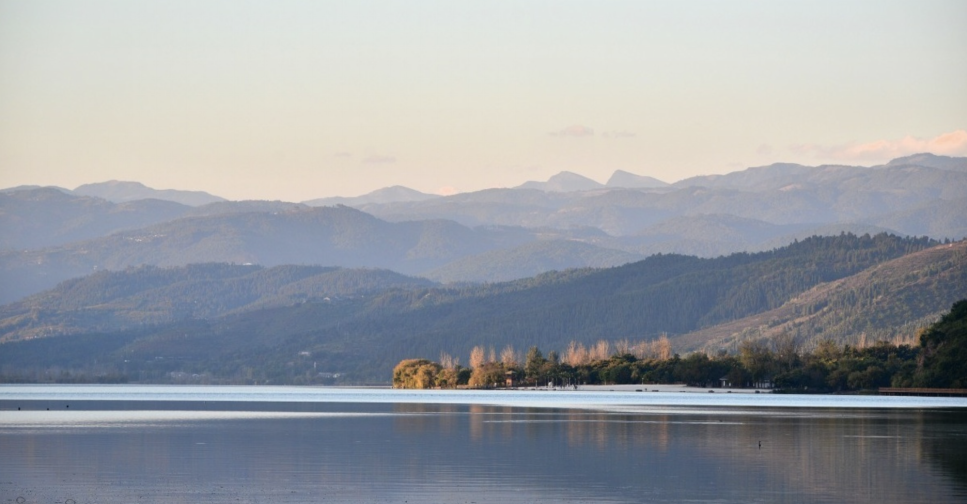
xmin=790 ymin=129 xmax=967 ymax=161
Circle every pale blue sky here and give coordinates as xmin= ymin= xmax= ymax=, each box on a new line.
xmin=1 ymin=0 xmax=965 ymax=200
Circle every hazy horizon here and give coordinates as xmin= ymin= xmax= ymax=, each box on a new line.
xmin=4 ymin=151 xmax=965 ymax=203
xmin=2 ymin=1 xmax=965 ymax=201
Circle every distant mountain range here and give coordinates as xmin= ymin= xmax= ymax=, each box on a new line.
xmin=302 ymin=185 xmax=439 ymax=207
xmin=606 ymin=170 xmax=669 ymax=189
xmin=1 ymin=154 xmax=965 ymax=306
xmin=74 ymin=180 xmax=226 ymax=206
xmin=1 ymin=180 xmax=227 ymax=207
xmin=0 ymin=264 xmax=434 ymax=343
xmin=517 ymin=171 xmax=607 ymax=192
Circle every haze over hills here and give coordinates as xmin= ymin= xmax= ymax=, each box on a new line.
xmin=1 ymin=234 xmax=962 ymax=383
xmin=73 ymin=180 xmax=226 ymax=206
xmin=0 ymin=187 xmax=191 ymax=251
xmin=1 ymin=154 xmax=965 ymax=307
xmin=0 ymin=188 xmax=308 ymax=253
xmin=0 ymin=264 xmax=434 ymax=343
xmin=350 ymin=155 xmax=967 ymax=238
xmin=883 ymin=153 xmax=967 ymax=172
xmin=302 ymin=185 xmax=439 ymax=207
xmin=0 ymin=205 xmax=541 ymax=304
xmin=422 ymin=239 xmax=645 ymax=284
xmin=606 ymin=170 xmax=669 ymax=189
xmin=517 ymin=171 xmax=605 ymax=192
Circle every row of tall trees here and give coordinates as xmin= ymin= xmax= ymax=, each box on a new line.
xmin=393 ymin=300 xmax=967 ymax=391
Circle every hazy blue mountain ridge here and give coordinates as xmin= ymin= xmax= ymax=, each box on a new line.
xmin=0 ymin=263 xmax=434 ymax=342
xmin=0 ymin=206 xmax=538 ymax=304
xmin=883 ymin=153 xmax=967 ymax=172
xmin=517 ymin=171 xmax=605 ymax=192
xmin=0 ymin=187 xmax=191 ymax=251
xmin=606 ymin=170 xmax=669 ymax=188
xmin=303 ymin=185 xmax=439 ymax=207
xmin=423 ymin=239 xmax=645 ymax=283
xmin=2 ymin=154 xmax=964 ymax=305
xmin=74 ymin=180 xmax=226 ymax=206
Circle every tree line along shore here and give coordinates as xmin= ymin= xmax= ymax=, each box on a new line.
xmin=393 ymin=300 xmax=967 ymax=393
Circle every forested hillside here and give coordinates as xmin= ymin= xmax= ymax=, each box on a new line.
xmin=1 ymin=234 xmax=961 ymax=384
xmin=0 ymin=263 xmax=434 ymax=342
xmin=674 ymin=240 xmax=967 ymax=352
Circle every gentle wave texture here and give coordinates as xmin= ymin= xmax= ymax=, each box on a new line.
xmin=2 ymin=385 xmax=966 ymax=504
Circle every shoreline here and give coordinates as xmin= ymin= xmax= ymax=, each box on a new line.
xmin=522 ymin=384 xmax=772 ymax=394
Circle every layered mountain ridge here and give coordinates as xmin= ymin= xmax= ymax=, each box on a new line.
xmin=1 ymin=234 xmax=962 ymax=383
xmin=1 ymin=154 xmax=964 ymax=306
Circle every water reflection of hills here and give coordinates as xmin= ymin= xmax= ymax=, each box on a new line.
xmin=391 ymin=403 xmax=966 ymax=503
xmin=2 ymin=401 xmax=964 ymax=503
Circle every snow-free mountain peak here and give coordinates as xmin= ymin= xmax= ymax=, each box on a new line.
xmin=884 ymin=152 xmax=967 ymax=172
xmin=605 ymin=170 xmax=668 ymax=189
xmin=517 ymin=171 xmax=604 ymax=192
xmin=303 ymin=185 xmax=438 ymax=207
xmin=74 ymin=180 xmax=226 ymax=206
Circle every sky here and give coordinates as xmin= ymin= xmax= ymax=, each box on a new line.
xmin=1 ymin=1 xmax=965 ymax=201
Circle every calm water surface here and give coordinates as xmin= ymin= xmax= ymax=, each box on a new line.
xmin=1 ymin=385 xmax=966 ymax=503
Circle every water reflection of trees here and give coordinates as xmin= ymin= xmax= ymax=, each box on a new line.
xmin=12 ymin=404 xmax=962 ymax=503
xmin=920 ymin=409 xmax=967 ymax=492
xmin=453 ymin=405 xmax=964 ymax=503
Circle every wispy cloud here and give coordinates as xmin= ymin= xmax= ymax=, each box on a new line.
xmin=756 ymin=144 xmax=774 ymax=156
xmin=550 ymin=125 xmax=595 ymax=138
xmin=790 ymin=130 xmax=967 ymax=161
xmin=361 ymin=155 xmax=396 ymax=164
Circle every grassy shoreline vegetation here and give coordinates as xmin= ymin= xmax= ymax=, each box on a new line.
xmin=393 ymin=300 xmax=967 ymax=393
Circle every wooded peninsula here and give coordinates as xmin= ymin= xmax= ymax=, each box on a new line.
xmin=394 ymin=300 xmax=967 ymax=393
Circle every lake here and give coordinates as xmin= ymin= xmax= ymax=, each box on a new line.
xmin=2 ymin=385 xmax=966 ymax=503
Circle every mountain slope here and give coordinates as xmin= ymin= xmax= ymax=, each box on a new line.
xmin=4 ymin=154 xmax=965 ymax=305
xmin=0 ymin=206 xmax=535 ymax=303
xmin=0 ymin=189 xmax=310 ymax=253
xmin=865 ymin=197 xmax=967 ymax=239
xmin=0 ymin=263 xmax=434 ymax=343
xmin=361 ymin=160 xmax=967 ymax=239
xmin=884 ymin=153 xmax=967 ymax=172
xmin=673 ymin=240 xmax=967 ymax=353
xmin=303 ymin=185 xmax=438 ymax=207
xmin=517 ymin=171 xmax=604 ymax=192
xmin=74 ymin=180 xmax=226 ymax=206
xmin=423 ymin=240 xmax=644 ymax=283
xmin=0 ymin=234 xmax=945 ymax=383
xmin=0 ymin=187 xmax=191 ymax=251
xmin=606 ymin=170 xmax=669 ymax=189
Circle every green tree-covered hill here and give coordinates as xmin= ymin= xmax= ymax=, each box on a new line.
xmin=0 ymin=263 xmax=433 ymax=343
xmin=2 ymin=234 xmax=961 ymax=384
